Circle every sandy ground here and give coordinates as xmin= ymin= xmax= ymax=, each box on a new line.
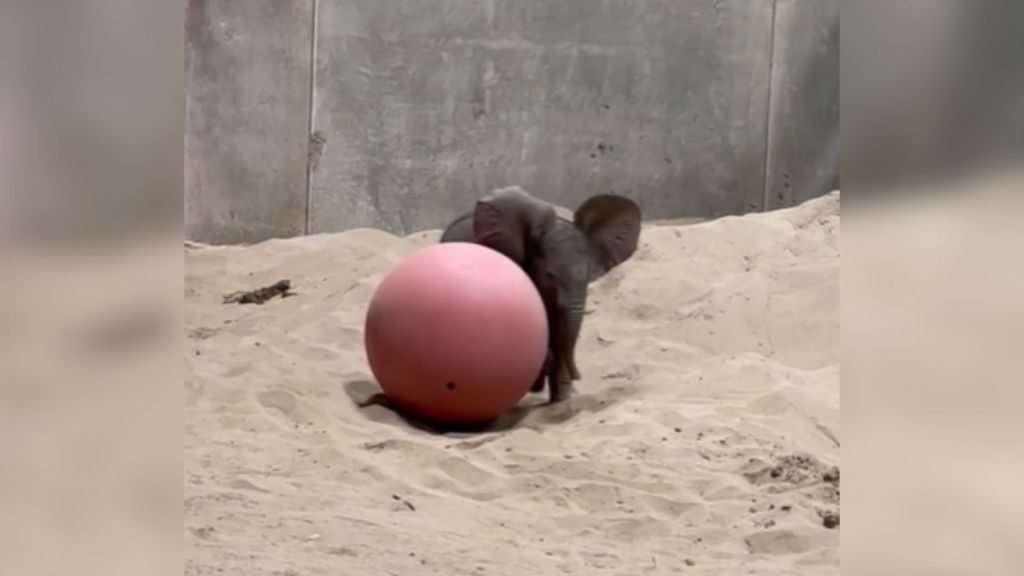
xmin=185 ymin=192 xmax=840 ymax=575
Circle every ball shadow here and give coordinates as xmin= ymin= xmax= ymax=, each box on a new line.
xmin=343 ymin=379 xmax=575 ymax=435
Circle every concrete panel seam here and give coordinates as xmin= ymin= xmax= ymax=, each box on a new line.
xmin=761 ymin=0 xmax=780 ymax=213
xmin=305 ymin=0 xmax=321 ymax=235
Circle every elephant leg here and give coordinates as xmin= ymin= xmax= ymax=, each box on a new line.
xmin=547 ymin=355 xmax=573 ymax=404
xmin=567 ymin=355 xmax=581 ymax=381
xmin=548 ymin=372 xmax=573 ymax=403
xmin=531 ymin=349 xmax=552 ymax=392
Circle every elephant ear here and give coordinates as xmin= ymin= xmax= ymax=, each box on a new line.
xmin=574 ymin=194 xmax=642 ymax=279
xmin=473 ymin=187 xmax=556 ymax=265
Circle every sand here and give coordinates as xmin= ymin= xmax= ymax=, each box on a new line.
xmin=185 ymin=192 xmax=840 ymax=575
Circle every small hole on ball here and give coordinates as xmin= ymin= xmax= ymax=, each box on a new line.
xmin=445 ymin=382 xmax=456 ymax=390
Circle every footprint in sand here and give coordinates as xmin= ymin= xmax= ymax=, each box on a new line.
xmin=226 ymin=478 xmax=270 ymax=493
xmin=185 ymin=377 xmax=204 ymax=407
xmin=604 ymin=516 xmax=672 ymax=540
xmin=437 ymin=456 xmax=498 ymax=486
xmin=570 ymin=482 xmax=706 ymax=522
xmin=744 ymin=529 xmax=813 ymax=555
xmin=258 ymin=389 xmax=298 ymax=419
xmin=568 ymin=482 xmax=627 ymax=513
xmin=221 ymin=363 xmax=252 ymax=378
xmin=188 ymin=326 xmax=218 ymax=340
xmin=640 ymin=494 xmax=707 ymax=520
xmin=579 ymin=549 xmax=619 ymax=569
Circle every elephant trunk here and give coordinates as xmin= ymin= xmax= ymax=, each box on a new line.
xmin=559 ymin=296 xmax=587 ymax=381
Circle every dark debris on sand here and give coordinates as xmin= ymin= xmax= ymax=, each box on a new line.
xmin=223 ymin=279 xmax=295 ymax=305
xmin=818 ymin=509 xmax=840 ymax=529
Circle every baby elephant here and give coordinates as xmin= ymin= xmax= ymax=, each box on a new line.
xmin=440 ymin=187 xmax=641 ymax=403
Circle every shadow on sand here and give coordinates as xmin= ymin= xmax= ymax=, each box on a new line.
xmin=343 ymin=379 xmax=591 ymax=435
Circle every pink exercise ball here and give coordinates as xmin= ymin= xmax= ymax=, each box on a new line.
xmin=364 ymin=242 xmax=548 ymax=424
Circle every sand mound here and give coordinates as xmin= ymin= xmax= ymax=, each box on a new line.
xmin=185 ymin=193 xmax=840 ymax=575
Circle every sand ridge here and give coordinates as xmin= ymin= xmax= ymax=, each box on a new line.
xmin=185 ymin=192 xmax=839 ymax=575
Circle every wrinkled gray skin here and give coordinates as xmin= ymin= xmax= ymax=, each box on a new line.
xmin=440 ymin=187 xmax=642 ymax=403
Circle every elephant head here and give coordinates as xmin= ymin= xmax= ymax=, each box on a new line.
xmin=458 ymin=187 xmax=642 ymax=403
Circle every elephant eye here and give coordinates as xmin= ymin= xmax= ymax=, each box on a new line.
xmin=535 ymin=269 xmax=558 ymax=293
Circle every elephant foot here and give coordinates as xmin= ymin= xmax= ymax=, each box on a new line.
xmin=548 ymin=381 xmax=574 ymax=404
xmin=568 ymin=362 xmax=581 ymax=381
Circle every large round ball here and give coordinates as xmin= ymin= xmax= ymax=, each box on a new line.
xmin=364 ymin=242 xmax=548 ymax=424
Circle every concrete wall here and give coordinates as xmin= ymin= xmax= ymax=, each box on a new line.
xmin=309 ymin=0 xmax=774 ymax=235
xmin=185 ymin=0 xmax=839 ymax=243
xmin=185 ymin=0 xmax=314 ymax=244
xmin=765 ymin=0 xmax=840 ymax=210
